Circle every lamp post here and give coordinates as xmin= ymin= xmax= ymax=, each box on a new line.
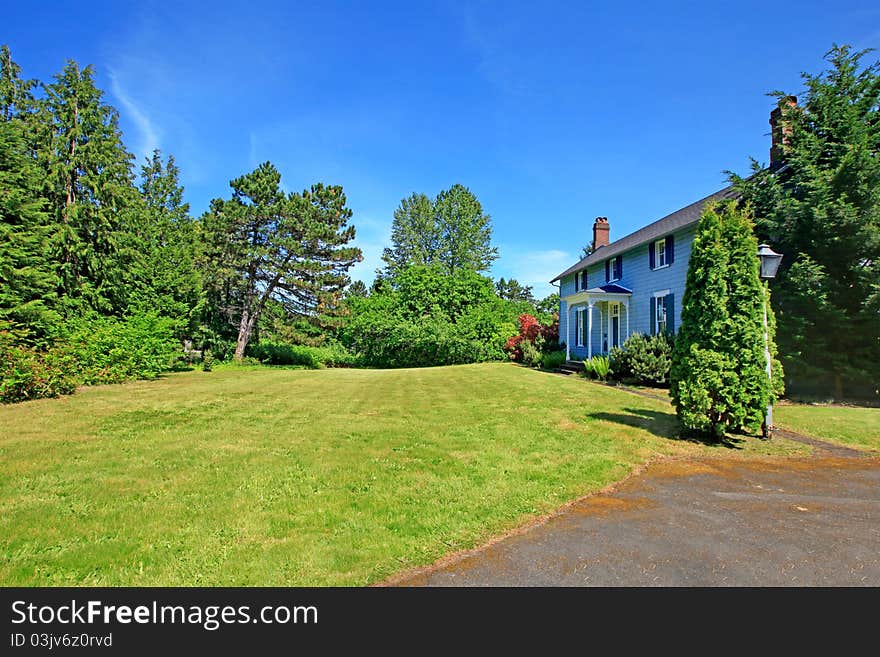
xmin=757 ymin=244 xmax=783 ymax=439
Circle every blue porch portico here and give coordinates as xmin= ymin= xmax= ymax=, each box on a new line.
xmin=563 ymin=283 xmax=632 ymax=361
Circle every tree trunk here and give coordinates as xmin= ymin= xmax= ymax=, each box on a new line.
xmin=234 ymin=309 xmax=252 ymax=360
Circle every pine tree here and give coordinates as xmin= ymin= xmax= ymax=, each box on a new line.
xmin=40 ymin=60 xmax=139 ymax=314
xmin=200 ymin=162 xmax=362 ymax=359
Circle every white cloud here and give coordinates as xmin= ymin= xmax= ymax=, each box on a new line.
xmin=109 ymin=70 xmax=160 ymax=161
xmin=492 ymin=247 xmax=573 ymax=299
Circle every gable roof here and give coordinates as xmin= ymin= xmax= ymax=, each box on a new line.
xmin=550 ymin=185 xmax=739 ymax=283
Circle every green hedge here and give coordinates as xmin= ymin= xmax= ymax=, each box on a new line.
xmin=246 ymin=342 xmax=358 ymax=368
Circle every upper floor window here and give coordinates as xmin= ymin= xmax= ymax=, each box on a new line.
xmin=649 ymin=236 xmax=675 ymax=270
xmin=656 ymin=240 xmax=667 ymax=268
xmin=574 ymin=270 xmax=587 ymax=291
xmin=606 ymin=255 xmax=622 ymax=282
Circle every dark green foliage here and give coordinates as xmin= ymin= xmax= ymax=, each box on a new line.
xmin=730 ymin=45 xmax=880 ymax=398
xmin=671 ymin=202 xmax=778 ymax=437
xmin=609 ymin=332 xmax=674 ymax=386
xmin=129 ymin=150 xmax=201 ymax=334
xmin=535 ymin=293 xmax=560 ymax=320
xmin=41 ymin=60 xmax=140 ymax=314
xmin=380 ymin=184 xmax=498 ymax=279
xmin=0 ymin=118 xmax=59 ymax=343
xmin=344 ymin=265 xmax=532 ymax=368
xmin=247 ymin=342 xmax=357 ymax=368
xmin=541 ymin=349 xmax=567 ymax=370
xmin=62 ymin=313 xmax=182 ymax=384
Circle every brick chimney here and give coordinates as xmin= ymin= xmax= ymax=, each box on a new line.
xmin=770 ymin=95 xmax=797 ymax=168
xmin=592 ymin=217 xmax=610 ymax=251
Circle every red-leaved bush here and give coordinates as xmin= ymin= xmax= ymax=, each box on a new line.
xmin=504 ymin=314 xmax=559 ymax=362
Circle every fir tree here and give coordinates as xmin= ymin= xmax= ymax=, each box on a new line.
xmin=730 ymin=44 xmax=880 ymax=397
xmin=132 ymin=150 xmax=201 ymax=333
xmin=40 ymin=60 xmax=139 ymax=314
xmin=0 ymin=118 xmax=58 ymax=342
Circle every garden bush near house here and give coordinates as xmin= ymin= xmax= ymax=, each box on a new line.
xmin=541 ymin=349 xmax=567 ymax=370
xmin=583 ymin=355 xmax=611 ymax=381
xmin=609 ymin=332 xmax=674 ymax=386
xmin=520 ymin=338 xmax=543 ymax=368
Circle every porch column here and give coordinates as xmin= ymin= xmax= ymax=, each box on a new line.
xmin=624 ymin=299 xmax=630 ymax=340
xmin=565 ymin=304 xmax=571 ymax=361
xmin=587 ymin=303 xmax=594 ymax=359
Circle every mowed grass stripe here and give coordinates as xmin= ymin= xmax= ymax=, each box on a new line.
xmin=0 ymin=363 xmax=805 ymax=586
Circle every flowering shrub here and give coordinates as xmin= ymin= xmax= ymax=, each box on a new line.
xmin=504 ymin=314 xmax=560 ymax=364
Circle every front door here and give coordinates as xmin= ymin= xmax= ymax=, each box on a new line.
xmin=610 ymin=303 xmax=620 ymax=349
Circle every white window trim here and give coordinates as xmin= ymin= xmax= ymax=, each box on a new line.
xmin=607 ymin=256 xmax=621 ymax=283
xmin=609 ymin=302 xmax=621 ymax=349
xmin=653 ymin=289 xmax=671 ymax=298
xmin=655 ymin=295 xmax=668 ymax=334
xmin=653 ymin=240 xmax=669 ymax=270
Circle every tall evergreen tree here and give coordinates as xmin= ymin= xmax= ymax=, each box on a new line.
xmin=0 ymin=118 xmax=58 ymax=342
xmin=200 ymin=162 xmax=362 ymax=359
xmin=671 ymin=202 xmax=778 ymax=437
xmin=730 ymin=45 xmax=880 ymax=397
xmin=40 ymin=60 xmax=139 ymax=314
xmin=132 ymin=150 xmax=201 ymax=332
xmin=0 ymin=45 xmax=36 ymax=122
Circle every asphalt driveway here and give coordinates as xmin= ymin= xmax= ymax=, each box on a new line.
xmin=390 ymin=452 xmax=880 ymax=586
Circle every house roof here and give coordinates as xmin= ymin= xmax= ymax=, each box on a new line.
xmin=587 ymin=283 xmax=632 ymax=295
xmin=550 ymin=185 xmax=739 ymax=283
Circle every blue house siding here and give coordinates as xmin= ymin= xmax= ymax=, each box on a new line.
xmin=558 ymin=226 xmax=695 ymax=359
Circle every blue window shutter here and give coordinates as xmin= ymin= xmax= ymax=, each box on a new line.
xmin=574 ymin=273 xmax=579 ymax=291
xmin=665 ymin=293 xmax=675 ymax=333
xmin=605 ymin=260 xmax=610 ymax=282
xmin=649 ymin=241 xmax=655 ymax=269
xmin=666 ymin=235 xmax=675 ymax=265
xmin=650 ymin=297 xmax=657 ymax=335
xmin=616 ymin=256 xmax=622 ymax=280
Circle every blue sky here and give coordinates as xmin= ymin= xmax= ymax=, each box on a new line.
xmin=5 ymin=1 xmax=880 ymax=296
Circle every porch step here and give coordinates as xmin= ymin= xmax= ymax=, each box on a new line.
xmin=555 ymin=360 xmax=585 ymax=376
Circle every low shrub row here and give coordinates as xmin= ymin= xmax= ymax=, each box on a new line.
xmin=578 ymin=333 xmax=674 ymax=385
xmin=246 ymin=342 xmax=358 ymax=368
xmin=1 ymin=313 xmax=183 ymax=403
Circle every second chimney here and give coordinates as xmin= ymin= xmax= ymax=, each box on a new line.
xmin=592 ymin=217 xmax=610 ymax=251
xmin=770 ymin=95 xmax=797 ymax=168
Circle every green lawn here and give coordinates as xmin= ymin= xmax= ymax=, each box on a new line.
xmin=774 ymin=403 xmax=880 ymax=451
xmin=0 ymin=363 xmax=806 ymax=586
